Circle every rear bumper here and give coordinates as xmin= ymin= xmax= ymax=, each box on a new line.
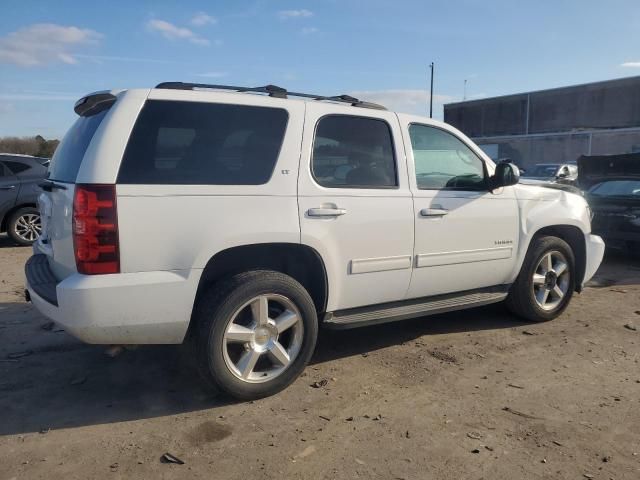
xmin=582 ymin=234 xmax=605 ymax=287
xmin=25 ymin=254 xmax=200 ymax=344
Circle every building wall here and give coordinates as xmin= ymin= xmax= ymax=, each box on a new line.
xmin=444 ymin=76 xmax=640 ymax=169
xmin=474 ymin=129 xmax=640 ymax=169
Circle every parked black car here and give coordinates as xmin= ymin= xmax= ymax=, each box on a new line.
xmin=579 ymin=153 xmax=640 ymax=257
xmin=0 ymin=154 xmax=48 ymax=245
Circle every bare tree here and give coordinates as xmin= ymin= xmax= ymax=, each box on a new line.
xmin=0 ymin=136 xmax=59 ymax=158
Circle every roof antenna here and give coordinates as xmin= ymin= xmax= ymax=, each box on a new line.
xmin=428 ymin=62 xmax=434 ymax=118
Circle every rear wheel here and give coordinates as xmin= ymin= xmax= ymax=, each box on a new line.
xmin=194 ymin=270 xmax=318 ymax=400
xmin=7 ymin=207 xmax=41 ymax=246
xmin=506 ymin=235 xmax=575 ymax=322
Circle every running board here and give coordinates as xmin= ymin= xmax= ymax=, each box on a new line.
xmin=323 ymin=286 xmax=509 ymax=330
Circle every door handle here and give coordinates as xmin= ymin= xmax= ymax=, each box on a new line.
xmin=420 ymin=208 xmax=448 ymax=217
xmin=0 ymin=185 xmax=15 ymax=190
xmin=307 ymin=207 xmax=347 ymax=217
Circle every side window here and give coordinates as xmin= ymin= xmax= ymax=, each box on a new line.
xmin=409 ymin=124 xmax=486 ymax=190
xmin=312 ymin=115 xmax=397 ymax=188
xmin=0 ymin=162 xmax=9 ymax=177
xmin=118 ymin=101 xmax=288 ymax=185
xmin=4 ymin=160 xmax=30 ymax=174
xmin=154 ymin=128 xmax=196 ymax=170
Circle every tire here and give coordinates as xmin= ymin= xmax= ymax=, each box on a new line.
xmin=194 ymin=270 xmax=318 ymax=400
xmin=506 ymin=235 xmax=575 ymax=322
xmin=7 ymin=207 xmax=41 ymax=246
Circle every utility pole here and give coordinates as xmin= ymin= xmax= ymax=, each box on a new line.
xmin=464 ymin=79 xmax=467 ymax=101
xmin=429 ymin=62 xmax=434 ymax=118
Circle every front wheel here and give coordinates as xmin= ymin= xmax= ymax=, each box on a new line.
xmin=506 ymin=235 xmax=575 ymax=322
xmin=194 ymin=270 xmax=318 ymax=400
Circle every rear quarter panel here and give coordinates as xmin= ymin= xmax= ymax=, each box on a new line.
xmin=115 ymin=92 xmax=306 ymax=274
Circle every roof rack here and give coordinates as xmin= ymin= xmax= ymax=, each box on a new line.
xmin=155 ymin=82 xmax=387 ymax=110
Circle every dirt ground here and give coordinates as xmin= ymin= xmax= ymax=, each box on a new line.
xmin=0 ymin=235 xmax=639 ymax=480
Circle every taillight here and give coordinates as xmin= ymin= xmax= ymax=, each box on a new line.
xmin=73 ymin=184 xmax=119 ymax=275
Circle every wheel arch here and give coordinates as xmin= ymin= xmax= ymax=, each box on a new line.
xmin=527 ymin=224 xmax=587 ymax=292
xmin=189 ymin=243 xmax=329 ymax=337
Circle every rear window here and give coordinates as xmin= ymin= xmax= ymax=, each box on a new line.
xmin=47 ymin=109 xmax=109 ymax=183
xmin=4 ymin=160 xmax=31 ymax=174
xmin=117 ymin=100 xmax=288 ymax=185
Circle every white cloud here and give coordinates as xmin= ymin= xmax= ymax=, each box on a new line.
xmin=147 ymin=19 xmax=210 ymax=46
xmin=0 ymin=23 xmax=102 ymax=67
xmin=191 ymin=12 xmax=217 ymax=26
xmin=301 ymin=27 xmax=319 ymax=35
xmin=74 ymin=54 xmax=177 ymax=64
xmin=348 ymin=89 xmax=454 ymax=116
xmin=621 ymin=61 xmax=640 ymax=68
xmin=195 ymin=71 xmax=228 ymax=78
xmin=278 ymin=9 xmax=313 ymax=20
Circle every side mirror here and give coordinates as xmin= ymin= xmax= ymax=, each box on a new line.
xmin=491 ymin=161 xmax=520 ymax=189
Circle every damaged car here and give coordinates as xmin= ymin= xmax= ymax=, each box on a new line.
xmin=579 ymin=153 xmax=640 ymax=257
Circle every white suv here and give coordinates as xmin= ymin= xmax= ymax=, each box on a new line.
xmin=26 ymin=82 xmax=605 ymax=399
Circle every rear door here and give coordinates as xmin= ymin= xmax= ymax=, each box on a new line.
xmin=298 ymin=104 xmax=414 ymax=312
xmin=0 ymin=161 xmax=19 ymax=220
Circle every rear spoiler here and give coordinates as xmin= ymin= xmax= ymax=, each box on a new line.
xmin=74 ymin=91 xmax=116 ymax=117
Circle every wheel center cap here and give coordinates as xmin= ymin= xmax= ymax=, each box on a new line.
xmin=254 ymin=326 xmax=273 ymax=346
xmin=545 ymin=271 xmax=557 ymax=289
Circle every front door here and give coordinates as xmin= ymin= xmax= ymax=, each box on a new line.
xmin=298 ymin=105 xmax=414 ymax=312
xmin=400 ymin=119 xmax=519 ymax=299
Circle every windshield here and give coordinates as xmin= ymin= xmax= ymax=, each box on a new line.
xmin=522 ymin=165 xmax=560 ymax=178
xmin=588 ymin=180 xmax=640 ymax=197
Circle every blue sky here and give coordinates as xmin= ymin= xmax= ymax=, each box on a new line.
xmin=1 ymin=0 xmax=640 ymax=138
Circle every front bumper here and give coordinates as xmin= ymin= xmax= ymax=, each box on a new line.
xmin=25 ymin=254 xmax=200 ymax=344
xmin=582 ymin=233 xmax=605 ymax=287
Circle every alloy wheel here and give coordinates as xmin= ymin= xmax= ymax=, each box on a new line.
xmin=14 ymin=213 xmax=41 ymax=243
xmin=222 ymin=294 xmax=304 ymax=383
xmin=532 ymin=250 xmax=570 ymax=311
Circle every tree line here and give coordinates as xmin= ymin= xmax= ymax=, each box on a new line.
xmin=0 ymin=135 xmax=59 ymax=158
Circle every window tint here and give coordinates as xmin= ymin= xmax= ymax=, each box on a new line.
xmin=409 ymin=124 xmax=486 ymax=190
xmin=48 ymin=109 xmax=109 ymax=183
xmin=312 ymin=115 xmax=397 ymax=188
xmin=118 ymin=100 xmax=288 ymax=185
xmin=0 ymin=162 xmax=10 ymax=177
xmin=4 ymin=160 xmax=30 ymax=174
